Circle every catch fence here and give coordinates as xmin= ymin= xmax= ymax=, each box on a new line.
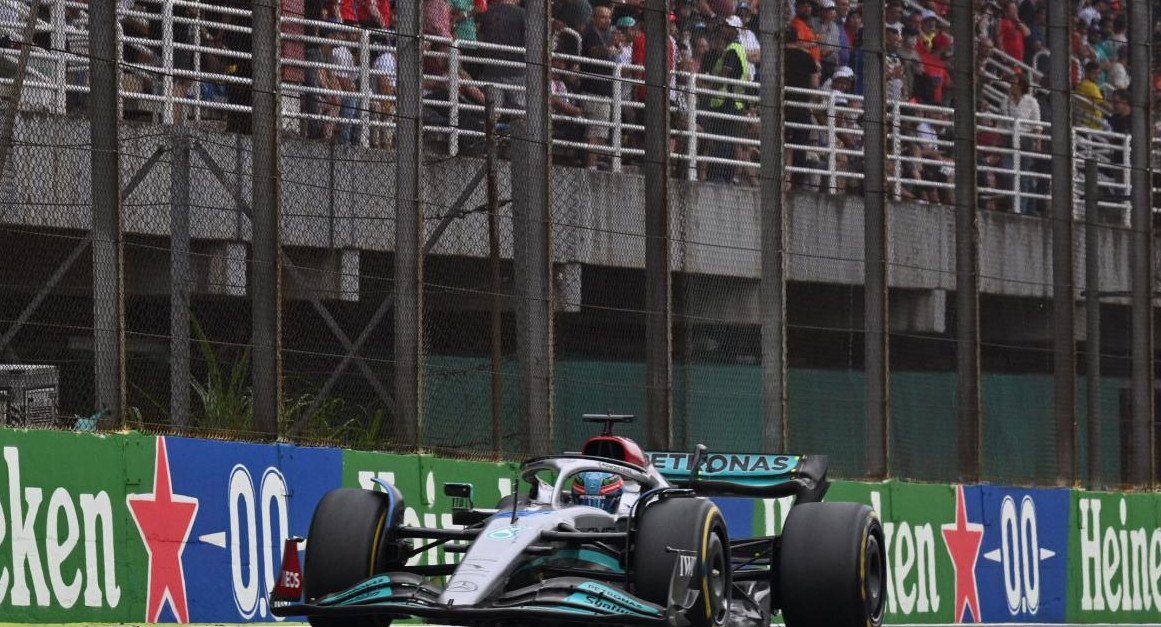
xmin=0 ymin=0 xmax=1156 ymax=488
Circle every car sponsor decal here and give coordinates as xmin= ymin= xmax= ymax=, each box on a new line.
xmin=487 ymin=525 xmax=524 ymax=540
xmin=646 ymin=452 xmax=800 ymax=479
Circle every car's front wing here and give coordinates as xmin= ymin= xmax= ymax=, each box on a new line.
xmin=271 ymin=572 xmax=672 ymax=625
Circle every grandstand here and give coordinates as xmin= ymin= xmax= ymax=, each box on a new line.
xmin=0 ymin=0 xmax=1158 ymax=488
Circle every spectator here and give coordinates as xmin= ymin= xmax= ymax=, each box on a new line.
xmin=1107 ymin=88 xmax=1130 ymax=134
xmin=424 ymin=0 xmax=453 ymax=39
xmin=915 ymin=26 xmax=951 ymax=105
xmin=550 ymin=53 xmax=585 ymax=148
xmin=553 ymin=0 xmax=590 ymax=93
xmin=735 ymin=3 xmax=761 ymax=76
xmin=813 ymin=0 xmax=844 ymax=81
xmin=886 ymin=0 xmax=906 ymax=31
xmin=845 ymin=7 xmax=864 ymax=93
xmin=997 ymin=1 xmax=1029 ymax=64
xmin=917 ymin=9 xmax=951 ymax=54
xmin=912 ymin=109 xmax=953 ymax=204
xmin=791 ymin=0 xmax=821 ymax=64
xmin=614 ymin=16 xmax=636 ymax=108
xmin=836 ymin=0 xmax=853 ymax=25
xmin=331 ymin=0 xmax=391 ymax=29
xmin=1108 ymin=45 xmax=1130 ymax=90
xmin=885 ymin=22 xmax=921 ymax=103
xmin=784 ymin=24 xmax=821 ymax=188
xmin=999 ymin=74 xmax=1040 ymax=213
xmin=704 ymin=16 xmax=751 ymax=183
xmin=478 ymin=0 xmax=527 ymax=110
xmin=327 ymin=26 xmax=360 ymax=146
xmin=823 ymin=65 xmax=859 ymax=193
xmin=1076 ymin=60 xmax=1107 ymax=128
xmin=580 ymin=5 xmax=621 ymax=169
xmin=370 ymin=35 xmax=396 ymax=149
xmin=451 ymin=0 xmax=477 ymax=41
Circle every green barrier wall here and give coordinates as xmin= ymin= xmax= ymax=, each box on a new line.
xmin=0 ymin=427 xmax=1158 ymax=624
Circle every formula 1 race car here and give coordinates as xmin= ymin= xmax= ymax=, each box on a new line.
xmin=271 ymin=414 xmax=886 ymax=627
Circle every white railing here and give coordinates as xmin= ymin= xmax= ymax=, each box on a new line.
xmin=0 ymin=0 xmax=1141 ymax=217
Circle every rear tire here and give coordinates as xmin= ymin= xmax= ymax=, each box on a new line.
xmin=630 ymin=497 xmax=730 ymax=627
xmin=304 ymin=488 xmax=404 ymax=627
xmin=777 ymin=502 xmax=886 ymax=627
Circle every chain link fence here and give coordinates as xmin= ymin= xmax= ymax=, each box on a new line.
xmin=3 ymin=0 xmax=1161 ymax=488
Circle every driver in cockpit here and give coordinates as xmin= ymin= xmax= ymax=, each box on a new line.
xmin=570 ymin=471 xmax=640 ymax=515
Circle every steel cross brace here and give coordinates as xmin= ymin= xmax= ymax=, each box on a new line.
xmin=286 ymin=163 xmax=488 ymax=435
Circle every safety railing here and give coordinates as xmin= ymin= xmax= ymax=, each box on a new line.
xmin=0 ymin=0 xmax=1140 ymax=216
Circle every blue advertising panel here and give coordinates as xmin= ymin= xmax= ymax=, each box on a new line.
xmin=974 ymin=486 xmax=1069 ymax=623
xmin=710 ymin=497 xmax=756 ymax=540
xmin=160 ymin=436 xmax=342 ymax=623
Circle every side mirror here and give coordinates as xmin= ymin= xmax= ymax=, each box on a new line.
xmin=444 ymin=482 xmax=475 ymax=510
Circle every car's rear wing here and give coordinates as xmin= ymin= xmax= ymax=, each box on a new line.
xmin=644 ymin=452 xmax=829 ymax=502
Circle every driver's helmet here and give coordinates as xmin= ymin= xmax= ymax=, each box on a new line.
xmin=571 ymin=471 xmax=624 ymax=513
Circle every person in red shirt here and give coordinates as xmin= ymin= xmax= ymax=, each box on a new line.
xmin=333 ymin=0 xmax=391 ymax=28
xmin=997 ymin=0 xmax=1029 ymax=64
xmin=915 ymin=34 xmax=951 ymax=105
xmin=630 ymin=15 xmax=676 ymax=102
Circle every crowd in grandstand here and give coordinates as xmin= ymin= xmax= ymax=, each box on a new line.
xmin=284 ymin=0 xmax=1159 ymax=203
xmin=33 ymin=0 xmax=1161 ymax=206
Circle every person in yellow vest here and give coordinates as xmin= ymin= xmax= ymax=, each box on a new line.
xmin=705 ymin=15 xmax=752 ymax=183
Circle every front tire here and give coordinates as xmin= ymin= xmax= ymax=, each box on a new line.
xmin=630 ymin=497 xmax=730 ymax=627
xmin=303 ymin=487 xmax=405 ymax=627
xmin=777 ymin=502 xmax=886 ymax=627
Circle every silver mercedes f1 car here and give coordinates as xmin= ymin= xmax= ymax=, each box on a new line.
xmin=271 ymin=414 xmax=886 ymax=627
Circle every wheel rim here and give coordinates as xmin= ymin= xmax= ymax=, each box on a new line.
xmin=707 ymin=533 xmax=728 ymax=624
xmin=864 ymin=532 xmax=885 ymax=622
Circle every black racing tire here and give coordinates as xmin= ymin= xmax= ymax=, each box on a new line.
xmin=630 ymin=497 xmax=730 ymax=627
xmin=304 ymin=488 xmax=404 ymax=627
xmin=777 ymin=502 xmax=886 ymax=627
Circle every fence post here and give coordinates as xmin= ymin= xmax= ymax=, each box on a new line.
xmin=863 ymin=0 xmax=889 ymax=479
xmin=485 ymin=89 xmax=502 ymax=459
xmin=449 ymin=44 xmax=460 ymax=156
xmin=1085 ymin=157 xmax=1101 ymax=487
xmin=251 ymin=0 xmax=283 ymax=436
xmin=1049 ymin=0 xmax=1076 ymax=484
xmin=612 ymin=63 xmax=623 ymax=172
xmin=89 ymin=0 xmax=126 ymax=424
xmin=952 ymin=0 xmax=980 ymax=483
xmin=170 ymin=129 xmax=191 ymax=427
xmin=1129 ymin=0 xmax=1154 ymax=486
xmin=759 ymin=0 xmax=787 ymax=451
xmin=515 ymin=0 xmax=553 ymax=457
xmin=395 ymin=0 xmax=425 ymax=447
xmin=644 ymin=0 xmax=672 ymax=450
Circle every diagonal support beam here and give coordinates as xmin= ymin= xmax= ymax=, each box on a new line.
xmin=281 ymin=250 xmax=397 ymax=414
xmin=424 ymin=165 xmax=486 ymax=254
xmin=288 ymin=164 xmax=487 ymax=435
xmin=0 ymin=234 xmax=91 ymax=354
xmin=192 ymin=141 xmax=253 ymax=218
xmin=122 ymin=145 xmax=169 ymax=200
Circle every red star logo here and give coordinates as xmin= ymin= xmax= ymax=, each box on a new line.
xmin=127 ymin=437 xmax=199 ymax=623
xmin=941 ymin=485 xmax=984 ymax=623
